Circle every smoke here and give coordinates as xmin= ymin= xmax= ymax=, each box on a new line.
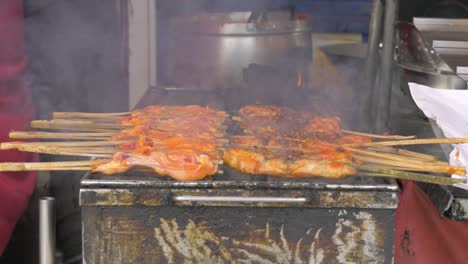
xmin=24 ymin=0 xmax=127 ymax=119
xmin=23 ymin=2 xmax=128 ymax=261
xmin=157 ymin=1 xmax=371 ymax=132
xmin=315 ymin=49 xmax=371 ymax=131
xmin=23 ymin=0 xmax=371 ymax=124
xmin=23 ymin=0 xmax=372 ymax=131
xmin=22 ymin=0 xmax=368 ymax=129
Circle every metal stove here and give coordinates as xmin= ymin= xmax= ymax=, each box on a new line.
xmin=80 ymin=168 xmax=397 ymax=263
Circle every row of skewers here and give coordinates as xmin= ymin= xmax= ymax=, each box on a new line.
xmin=0 ymin=105 xmax=466 ymax=185
xmin=224 ymin=106 xmax=467 ymax=185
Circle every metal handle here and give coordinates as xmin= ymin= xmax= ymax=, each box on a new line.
xmin=173 ymin=195 xmax=307 ymax=203
xmin=39 ymin=197 xmax=56 ymax=264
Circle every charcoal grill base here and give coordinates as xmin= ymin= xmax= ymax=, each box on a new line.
xmin=81 ymin=172 xmax=397 ymax=263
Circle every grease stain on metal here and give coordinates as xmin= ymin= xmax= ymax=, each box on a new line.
xmin=93 ymin=189 xmax=135 ymax=206
xmin=320 ymin=191 xmax=373 ymax=207
xmin=151 ymin=214 xmax=384 ymax=264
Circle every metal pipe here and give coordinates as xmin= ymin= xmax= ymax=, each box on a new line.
xmin=39 ymin=197 xmax=56 ymax=264
xmin=366 ymin=0 xmax=383 ymax=80
xmin=375 ymin=0 xmax=399 ymax=133
xmin=366 ymin=0 xmax=384 ymax=130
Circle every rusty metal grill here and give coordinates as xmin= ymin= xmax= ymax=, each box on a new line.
xmin=80 ymin=170 xmax=397 ymax=263
xmin=79 ymin=82 xmax=401 ymax=263
xmin=81 ymin=147 xmax=398 ymax=264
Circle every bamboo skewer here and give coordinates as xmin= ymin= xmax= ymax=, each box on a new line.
xmin=30 ymin=160 xmax=103 ymax=166
xmin=0 ymin=165 xmax=92 ymax=171
xmin=0 ymin=140 xmax=131 ymax=150
xmin=340 ymin=130 xmax=416 ymax=140
xmin=355 ymin=165 xmax=467 ymax=186
xmin=353 ymin=154 xmax=463 ymax=174
xmin=12 ymin=145 xmax=114 ymax=158
xmin=52 ymin=112 xmax=131 ymax=119
xmin=35 ymin=152 xmax=112 ymax=158
xmin=345 ymin=147 xmax=432 ymax=164
xmin=31 ymin=120 xmax=124 ymax=129
xmin=0 ymin=159 xmax=110 ymax=172
xmin=12 ymin=167 xmax=94 ymax=171
xmin=359 ymin=164 xmax=459 ymax=174
xmin=58 ymin=147 xmax=116 ymax=153
xmin=53 ymin=110 xmax=228 ymax=119
xmin=31 ymin=121 xmax=227 ymax=138
xmin=9 ymin=131 xmax=115 ymax=140
xmin=50 ymin=119 xmax=121 ymax=124
xmin=15 ymin=145 xmax=116 ymax=153
xmin=28 ymin=126 xmax=117 ymax=133
xmin=0 ymin=159 xmax=102 ymax=168
xmin=347 ymin=145 xmax=447 ymax=167
xmin=368 ymin=146 xmax=438 ymax=162
xmin=50 ymin=118 xmax=122 ymax=123
xmin=352 ymin=154 xmax=465 ymax=175
xmin=348 ymin=154 xmax=449 ymax=172
xmin=3 ymin=141 xmax=222 ymax=159
xmin=358 ymin=172 xmax=466 ymax=186
xmin=11 ymin=130 xmax=228 ymax=144
xmin=345 ymin=138 xmax=468 ymax=147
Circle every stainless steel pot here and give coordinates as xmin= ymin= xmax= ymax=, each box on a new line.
xmin=163 ymin=12 xmax=312 ymax=90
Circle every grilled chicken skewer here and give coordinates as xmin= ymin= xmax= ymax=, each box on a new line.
xmin=225 ymin=105 xmax=467 ymax=180
xmin=233 ymin=115 xmax=415 ymax=141
xmin=0 ymin=104 xmax=465 ymax=186
xmin=3 ymin=136 xmax=461 ymax=177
